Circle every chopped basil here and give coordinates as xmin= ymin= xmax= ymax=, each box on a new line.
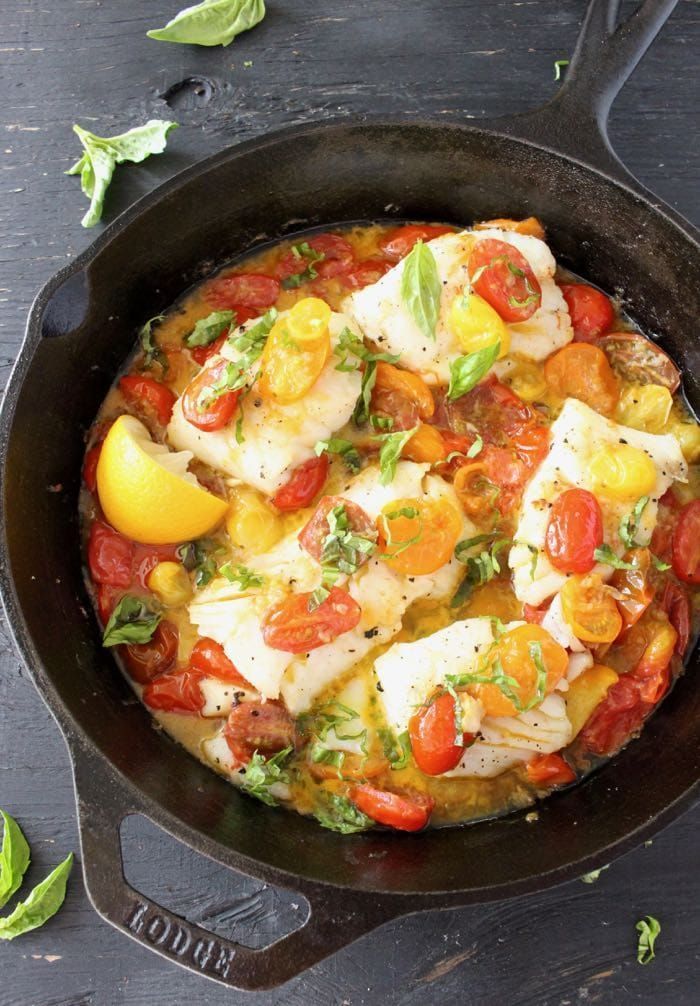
xmin=446 ymin=657 xmax=521 ymax=710
xmin=184 ymin=310 xmax=234 ymax=348
xmin=580 ymin=864 xmax=608 ymax=884
xmin=309 ymin=745 xmax=346 ymax=777
xmin=314 ymin=437 xmax=362 ymax=473
xmin=379 ymin=507 xmax=423 ymax=559
xmin=281 ymin=241 xmax=325 ymax=289
xmin=374 ymin=427 xmax=417 ymax=485
xmin=447 ymin=342 xmax=500 ymax=401
xmin=139 ymin=314 xmax=168 ymax=371
xmin=309 ymin=586 xmax=330 ymax=609
xmin=333 ymin=327 xmax=400 ymax=426
xmin=0 ymin=810 xmax=30 ymax=910
xmin=178 ymin=538 xmax=222 ymax=589
xmin=147 ymin=0 xmax=265 ymax=47
xmin=636 ymin=915 xmax=661 ymax=965
xmin=309 ymin=505 xmax=377 ymax=610
xmin=370 ymin=414 xmax=394 ymax=431
xmin=593 ymin=544 xmax=636 ymax=570
xmin=524 ymin=640 xmax=548 ymax=712
xmin=240 ymin=747 xmax=293 ymax=807
xmin=0 ymin=852 xmax=73 ymax=942
xmin=67 ymin=120 xmax=178 ymax=228
xmin=400 ymin=240 xmax=441 ymax=341
xmin=451 ymin=535 xmax=512 ymax=608
xmin=619 ymin=496 xmax=650 ymax=549
xmin=102 ymin=595 xmax=161 ymax=647
xmin=467 ymin=435 xmax=483 ymax=458
xmin=379 ymin=728 xmax=412 ymax=769
xmin=219 ymin=562 xmax=264 ymax=590
xmin=650 ymin=554 xmax=671 ymax=572
xmin=314 ymin=794 xmax=373 ymax=834
xmin=553 ymin=58 xmax=569 ymax=81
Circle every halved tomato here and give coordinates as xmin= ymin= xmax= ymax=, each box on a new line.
xmin=544 ymin=343 xmax=619 ymax=415
xmin=379 ymin=224 xmax=455 ymax=260
xmin=342 ymin=258 xmax=393 ymax=289
xmin=205 ymin=273 xmax=280 ymax=310
xmin=189 ymin=637 xmax=251 ymax=687
xmin=371 ymin=361 xmax=435 ymax=431
xmin=224 ymin=699 xmax=296 ymax=763
xmin=119 ymin=375 xmax=176 ymax=426
xmin=610 ymin=548 xmax=654 ymax=630
xmin=182 ymin=358 xmax=242 ymax=432
xmin=377 ymin=497 xmax=462 ymax=575
xmin=122 ymin=620 xmax=179 ymax=685
xmin=272 ymin=455 xmax=329 ymax=512
xmin=599 ymin=331 xmax=680 ymax=392
xmin=350 ymin=784 xmax=434 ymax=831
xmin=477 ymin=624 xmax=568 ymax=717
xmin=560 ymin=574 xmax=622 ymax=643
xmin=262 ymin=586 xmax=361 ymax=653
xmin=298 ymin=495 xmax=376 ymax=564
xmin=468 ymin=238 xmax=542 ymax=322
xmin=545 ymin=488 xmax=604 ymax=575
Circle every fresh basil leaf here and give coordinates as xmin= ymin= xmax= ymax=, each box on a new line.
xmin=370 ymin=414 xmax=394 ymax=431
xmin=580 ymin=864 xmax=608 ymax=884
xmin=636 ymin=915 xmax=661 ymax=965
xmin=452 ymin=536 xmax=512 ymax=607
xmin=308 ymin=586 xmax=330 ymax=611
xmin=619 ymin=496 xmax=649 ymax=549
xmin=0 ymin=853 xmax=73 ymax=941
xmin=447 ymin=342 xmax=500 ymax=401
xmin=353 ymin=361 xmax=378 ymax=426
xmin=309 ymin=745 xmax=346 ymax=777
xmin=281 ymin=241 xmax=325 ymax=289
xmin=650 ymin=554 xmax=671 ymax=571
xmin=314 ymin=438 xmax=362 ymax=473
xmin=593 ymin=544 xmax=636 ymax=571
xmin=374 ymin=427 xmax=417 ymax=485
xmin=185 ymin=310 xmax=234 ymax=348
xmin=219 ymin=562 xmax=264 ymax=590
xmin=400 ymin=240 xmax=441 ymax=341
xmin=178 ymin=538 xmax=223 ymax=588
xmin=522 ymin=640 xmax=548 ymax=712
xmin=553 ymin=58 xmax=569 ymax=81
xmin=467 ymin=435 xmax=483 ymax=458
xmin=310 ymin=505 xmax=377 ymax=608
xmin=334 ymin=327 xmax=399 ymax=373
xmin=67 ymin=120 xmax=178 ymax=228
xmin=240 ymin=747 xmax=292 ymax=807
xmin=0 ymin=811 xmax=30 ymax=910
xmin=147 ymin=0 xmax=265 ymax=47
xmin=379 ymin=728 xmax=412 ymax=770
xmin=314 ymin=794 xmax=373 ymax=834
xmin=139 ymin=314 xmax=168 ymax=371
xmin=102 ymin=595 xmax=161 ymax=647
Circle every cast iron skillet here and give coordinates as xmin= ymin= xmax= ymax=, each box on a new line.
xmin=1 ymin=0 xmax=699 ymax=991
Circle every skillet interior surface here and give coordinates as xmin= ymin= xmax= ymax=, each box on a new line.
xmin=2 ymin=120 xmax=700 ymax=898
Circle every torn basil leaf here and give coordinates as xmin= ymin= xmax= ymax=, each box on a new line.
xmin=447 ymin=342 xmax=500 ymax=401
xmin=314 ymin=437 xmax=362 ymax=473
xmin=147 ymin=0 xmax=266 ymax=47
xmin=139 ymin=314 xmax=168 ymax=371
xmin=374 ymin=427 xmax=417 ymax=485
xmin=0 ymin=853 xmax=73 ymax=941
xmin=281 ymin=241 xmax=325 ymax=289
xmin=593 ymin=544 xmax=636 ymax=570
xmin=219 ymin=562 xmax=264 ymax=590
xmin=102 ymin=595 xmax=161 ymax=647
xmin=636 ymin=915 xmax=661 ymax=965
xmin=314 ymin=794 xmax=373 ymax=834
xmin=400 ymin=240 xmax=441 ymax=341
xmin=240 ymin=747 xmax=292 ymax=806
xmin=184 ymin=310 xmax=234 ymax=348
xmin=0 ymin=811 xmax=30 ymax=910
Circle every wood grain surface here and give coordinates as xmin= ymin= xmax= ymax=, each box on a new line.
xmin=0 ymin=1 xmax=698 ymax=1003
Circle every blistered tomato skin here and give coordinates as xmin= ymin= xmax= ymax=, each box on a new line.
xmin=350 ymin=785 xmax=434 ymax=831
xmin=142 ymin=670 xmax=205 ymax=714
xmin=205 ymin=273 xmax=280 ymax=310
xmin=224 ymin=700 xmax=296 ymax=763
xmin=409 ymin=692 xmax=465 ymax=776
xmin=189 ymin=637 xmax=250 ymax=687
xmin=122 ymin=620 xmax=179 ymax=685
xmin=468 ymin=238 xmax=542 ymax=322
xmin=119 ymin=375 xmax=176 ymax=426
xmin=545 ymin=489 xmax=604 ymax=574
xmin=182 ymin=358 xmax=242 ymax=432
xmin=262 ymin=587 xmax=361 ymax=653
xmin=672 ymin=500 xmax=700 ymax=584
xmin=88 ymin=522 xmax=133 ymax=587
xmin=272 ymin=455 xmax=329 ymax=511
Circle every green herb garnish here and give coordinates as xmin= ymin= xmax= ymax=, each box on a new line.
xmin=467 ymin=435 xmax=484 ymax=458
xmin=178 ymin=538 xmax=222 ymax=589
xmin=314 ymin=438 xmax=362 ymax=473
xmin=554 ymin=59 xmax=569 ymax=81
xmin=636 ymin=915 xmax=661 ymax=965
xmin=593 ymin=544 xmax=637 ymax=571
xmin=185 ymin=310 xmax=234 ymax=348
xmin=219 ymin=562 xmax=264 ymax=590
xmin=447 ymin=342 xmax=500 ymax=401
xmin=619 ymin=496 xmax=650 ymax=548
xmin=400 ymin=240 xmax=441 ymax=341
xmin=281 ymin=241 xmax=325 ymax=289
xmin=309 ymin=505 xmax=377 ymax=610
xmin=379 ymin=507 xmax=423 ymax=559
xmin=379 ymin=728 xmax=412 ymax=769
xmin=0 ymin=810 xmax=30 ymax=909
xmin=240 ymin=747 xmax=292 ymax=807
xmin=139 ymin=314 xmax=168 ymax=371
xmin=147 ymin=0 xmax=266 ymax=47
xmin=333 ymin=328 xmax=400 ymax=426
xmin=314 ymin=794 xmax=373 ymax=834
xmin=102 ymin=595 xmax=161 ymax=647
xmin=374 ymin=427 xmax=417 ymax=485
xmin=451 ymin=535 xmax=512 ymax=607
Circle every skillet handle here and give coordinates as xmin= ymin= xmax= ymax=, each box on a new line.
xmin=73 ymin=768 xmax=402 ymax=991
xmin=493 ymin=0 xmax=680 ymax=183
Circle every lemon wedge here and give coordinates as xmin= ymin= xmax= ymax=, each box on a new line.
xmin=96 ymin=415 xmax=227 ymax=544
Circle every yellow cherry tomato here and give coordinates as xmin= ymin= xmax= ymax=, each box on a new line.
xmin=670 ymin=420 xmax=700 ymax=464
xmin=147 ymin=561 xmax=192 ymax=607
xmin=589 ymin=443 xmax=657 ymax=500
xmin=403 ymin=423 xmax=447 ymax=464
xmin=258 ymin=297 xmax=331 ymax=404
xmin=226 ymin=488 xmax=283 ymax=552
xmin=377 ymin=497 xmax=462 ymax=576
xmin=506 ymin=359 xmax=548 ymax=403
xmin=448 ymin=291 xmax=511 ymax=358
xmin=560 ymin=573 xmax=622 ymax=643
xmin=616 ymin=383 xmax=673 ymax=434
xmin=476 ymin=624 xmax=568 ymax=717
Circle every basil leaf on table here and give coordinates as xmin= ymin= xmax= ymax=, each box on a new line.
xmin=400 ymin=240 xmax=441 ymax=341
xmin=0 ymin=853 xmax=73 ymax=942
xmin=184 ymin=310 xmax=235 ymax=348
xmin=102 ymin=595 xmax=162 ymax=647
xmin=0 ymin=810 xmax=30 ymax=910
xmin=67 ymin=120 xmax=178 ymax=228
xmin=148 ymin=0 xmax=266 ymax=47
xmin=447 ymin=341 xmax=500 ymax=401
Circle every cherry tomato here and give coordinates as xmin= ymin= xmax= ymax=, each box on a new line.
xmin=560 ymin=574 xmax=622 ymax=643
xmin=119 ymin=375 xmax=176 ymax=426
xmin=121 ymin=620 xmax=179 ymax=685
xmin=305 ymin=233 xmax=355 ymax=279
xmin=88 ymin=521 xmax=133 ymax=587
xmin=409 ymin=691 xmax=465 ymax=776
xmin=205 ymin=273 xmax=280 ymax=310
xmin=599 ymin=332 xmax=680 ymax=392
xmin=672 ymin=500 xmax=700 ymax=584
xmin=545 ymin=489 xmax=604 ymax=574
xmin=371 ymin=361 xmax=435 ymax=431
xmin=402 ymin=424 xmax=447 ymax=464
xmin=262 ymin=586 xmax=361 ymax=653
xmin=142 ymin=670 xmax=205 ymax=715
xmin=477 ymin=624 xmax=568 ymax=717
xmin=380 ymin=224 xmax=455 ymax=260
xmin=610 ymin=548 xmax=654 ymax=630
xmin=272 ymin=455 xmax=329 ymax=511
xmin=452 ymin=462 xmax=499 ymax=520
xmin=544 ymin=343 xmax=619 ymax=416
xmin=633 ymin=614 xmax=677 ymax=703
xmin=342 ymin=258 xmax=393 ymax=289
xmin=350 ymin=785 xmax=434 ymax=832
xmin=82 ymin=444 xmax=102 ymax=494
xmin=97 ymin=584 xmax=121 ymax=625
xmin=189 ymin=637 xmax=251 ymax=687
xmin=182 ymin=357 xmax=242 ymax=432
xmin=190 ymin=334 xmax=226 ymax=367
xmin=298 ymin=495 xmax=377 ymax=564
xmin=132 ymin=543 xmax=182 ymax=589
xmin=659 ymin=579 xmax=691 ymax=656
xmin=377 ymin=497 xmax=462 ymax=576
xmin=522 ymin=602 xmax=549 ymax=625
xmin=511 ymin=423 xmax=550 ymax=472
xmin=474 ymin=216 xmax=545 ymax=240
xmin=439 ymin=376 xmax=534 ymax=445
xmin=257 ymin=299 xmax=331 ymax=404
xmin=223 ymin=699 xmax=295 ymax=763
xmin=579 ymin=674 xmax=650 ymax=756
xmin=438 ymin=430 xmax=473 ymax=456
xmin=526 ymin=752 xmax=576 ymax=786
xmin=468 ymin=238 xmax=542 ymax=322
xmin=559 ymin=283 xmax=615 ymax=343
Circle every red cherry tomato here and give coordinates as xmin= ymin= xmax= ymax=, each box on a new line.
xmin=350 ymin=785 xmax=434 ymax=832
xmin=342 ymin=258 xmax=393 ymax=289
xmin=205 ymin=273 xmax=280 ymax=310
xmin=223 ymin=699 xmax=296 ymax=763
xmin=96 ymin=584 xmax=121 ymax=625
xmin=119 ymin=375 xmax=176 ymax=426
xmin=190 ymin=637 xmax=251 ymax=687
xmin=82 ymin=444 xmax=102 ymax=494
xmin=408 ymin=691 xmax=465 ymax=776
xmin=298 ymin=495 xmax=376 ymax=564
xmin=526 ymin=753 xmax=576 ymax=786
xmin=380 ymin=224 xmax=455 ymax=260
xmin=468 ymin=238 xmax=542 ymax=322
xmin=182 ymin=357 xmax=242 ymax=432
xmin=272 ymin=455 xmax=329 ymax=511
xmin=659 ymin=579 xmax=691 ymax=657
xmin=142 ymin=670 xmax=205 ymax=714
xmin=560 ymin=283 xmax=615 ymax=343
xmin=190 ymin=334 xmax=226 ymax=367
xmin=262 ymin=586 xmax=361 ymax=654
xmin=121 ymin=620 xmax=179 ymax=685
xmin=88 ymin=522 xmax=133 ymax=587
xmin=132 ymin=543 xmax=182 ymax=588
xmin=306 ymin=233 xmax=355 ymax=279
xmin=579 ymin=675 xmax=651 ymax=756
xmin=672 ymin=500 xmax=700 ymax=584
xmin=545 ymin=489 xmax=604 ymax=574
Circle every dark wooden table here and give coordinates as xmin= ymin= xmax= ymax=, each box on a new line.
xmin=1 ymin=2 xmax=698 ymax=1003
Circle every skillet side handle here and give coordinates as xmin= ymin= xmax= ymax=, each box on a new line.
xmin=495 ymin=0 xmax=680 ymax=182
xmin=73 ymin=770 xmax=402 ymax=991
